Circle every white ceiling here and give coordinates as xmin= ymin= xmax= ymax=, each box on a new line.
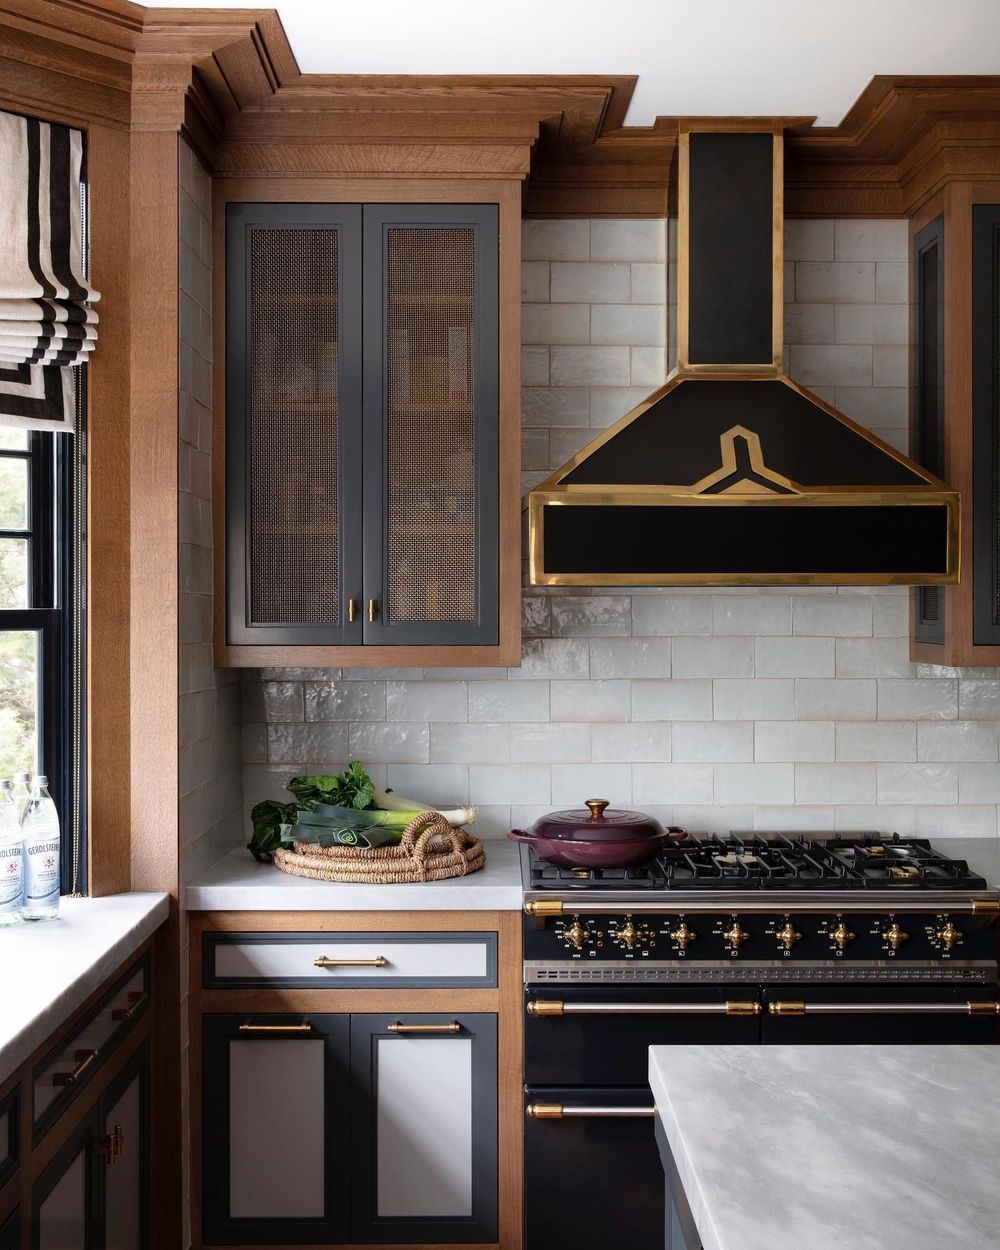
xmin=148 ymin=0 xmax=1000 ymax=126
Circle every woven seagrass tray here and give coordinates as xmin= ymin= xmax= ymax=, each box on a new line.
xmin=272 ymin=811 xmax=486 ymax=884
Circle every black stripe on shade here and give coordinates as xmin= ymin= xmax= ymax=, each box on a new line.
xmin=24 ymin=118 xmax=54 ymax=300
xmin=0 ymin=365 xmax=65 ymax=419
xmin=47 ymin=125 xmax=86 ymax=303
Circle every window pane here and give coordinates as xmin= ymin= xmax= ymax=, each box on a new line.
xmin=0 ymin=630 xmax=38 ymax=777
xmin=0 ymin=538 xmax=27 ymax=607
xmin=0 ymin=458 xmax=27 ymax=529
xmin=0 ymin=429 xmax=27 ymax=450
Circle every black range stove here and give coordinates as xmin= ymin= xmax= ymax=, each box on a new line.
xmin=520 ymin=832 xmax=1000 ymax=1250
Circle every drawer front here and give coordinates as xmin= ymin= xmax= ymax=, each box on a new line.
xmin=204 ymin=931 xmax=498 ymax=989
xmin=32 ymin=957 xmax=150 ymax=1142
xmin=0 ymin=1086 xmax=16 ymax=1191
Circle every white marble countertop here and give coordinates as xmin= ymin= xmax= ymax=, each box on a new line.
xmin=0 ymin=892 xmax=169 ymax=1085
xmin=185 ymin=838 xmax=523 ymax=910
xmin=649 ymin=1044 xmax=1000 ymax=1250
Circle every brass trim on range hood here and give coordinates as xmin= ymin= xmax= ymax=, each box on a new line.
xmin=526 ymin=120 xmax=960 ymax=588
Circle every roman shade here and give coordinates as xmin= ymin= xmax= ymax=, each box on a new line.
xmin=0 ymin=110 xmax=99 ymax=432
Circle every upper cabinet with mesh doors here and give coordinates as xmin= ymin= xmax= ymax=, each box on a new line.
xmin=219 ymin=200 xmax=521 ymax=668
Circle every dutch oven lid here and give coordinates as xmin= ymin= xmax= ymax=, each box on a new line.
xmin=530 ymin=799 xmax=665 ymax=843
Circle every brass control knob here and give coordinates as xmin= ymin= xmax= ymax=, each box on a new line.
xmin=669 ymin=922 xmax=697 ymax=950
xmin=722 ymin=921 xmax=750 ymax=952
xmin=882 ymin=921 xmax=909 ymax=951
xmin=564 ymin=921 xmax=591 ymax=950
xmin=831 ymin=922 xmax=856 ymax=951
xmin=776 ymin=922 xmax=802 ymax=950
xmin=936 ymin=921 xmax=962 ymax=951
xmin=618 ymin=920 xmax=641 ymax=950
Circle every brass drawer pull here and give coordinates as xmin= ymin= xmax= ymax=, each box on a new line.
xmin=53 ymin=1048 xmax=98 ymax=1087
xmin=313 ymin=955 xmax=389 ymax=969
xmin=387 ymin=1021 xmax=461 ymax=1034
xmin=238 ymin=1022 xmax=313 ymax=1034
xmin=368 ymin=597 xmax=378 ymax=623
xmin=112 ymin=991 xmax=149 ymax=1022
xmin=526 ymin=1103 xmax=655 ymax=1120
xmin=527 ymin=999 xmax=761 ymax=1017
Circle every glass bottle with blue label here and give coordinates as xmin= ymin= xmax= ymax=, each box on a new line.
xmin=22 ymin=776 xmax=60 ymax=921
xmin=0 ymin=780 xmax=23 ymax=926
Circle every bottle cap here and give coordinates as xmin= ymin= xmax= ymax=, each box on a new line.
xmin=13 ymin=772 xmax=29 ymax=782
xmin=36 ymin=775 xmax=48 ymax=786
xmin=0 ymin=780 xmax=10 ymax=790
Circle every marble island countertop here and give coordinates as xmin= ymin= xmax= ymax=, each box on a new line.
xmin=184 ymin=837 xmax=524 ymax=910
xmin=649 ymin=1044 xmax=1000 ymax=1250
xmin=0 ymin=892 xmax=169 ymax=1085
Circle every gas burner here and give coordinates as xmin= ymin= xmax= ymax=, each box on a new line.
xmin=523 ymin=832 xmax=989 ymax=892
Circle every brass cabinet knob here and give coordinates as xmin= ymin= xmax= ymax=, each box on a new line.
xmin=936 ymin=921 xmax=962 ymax=950
xmin=669 ymin=922 xmax=697 ymax=950
xmin=722 ymin=921 xmax=750 ymax=951
xmin=618 ymin=920 xmax=641 ymax=950
xmin=776 ymin=922 xmax=802 ymax=950
xmin=831 ymin=922 xmax=856 ymax=950
xmin=564 ymin=921 xmax=591 ymax=949
xmin=882 ymin=921 xmax=909 ymax=951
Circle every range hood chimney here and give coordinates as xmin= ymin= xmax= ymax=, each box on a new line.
xmin=528 ymin=122 xmax=959 ymax=586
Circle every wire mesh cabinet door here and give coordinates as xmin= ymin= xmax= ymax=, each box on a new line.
xmin=226 ymin=203 xmax=364 ymax=645
xmin=362 ymin=204 xmax=500 ymax=645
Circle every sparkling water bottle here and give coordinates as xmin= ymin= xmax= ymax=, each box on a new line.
xmin=0 ymin=781 xmax=23 ymax=926
xmin=11 ymin=772 xmax=31 ymax=822
xmin=22 ymin=776 xmax=60 ymax=921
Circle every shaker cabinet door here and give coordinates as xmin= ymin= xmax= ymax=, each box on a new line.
xmin=98 ymin=1048 xmax=148 ymax=1250
xmin=349 ymin=1013 xmax=498 ymax=1244
xmin=32 ymin=1125 xmax=90 ymax=1250
xmin=361 ymin=205 xmax=500 ymax=647
xmin=226 ymin=204 xmax=364 ymax=646
xmin=201 ymin=1014 xmax=351 ymax=1245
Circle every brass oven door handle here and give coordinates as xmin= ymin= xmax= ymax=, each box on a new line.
xmin=525 ymin=899 xmax=1000 ymax=917
xmin=387 ymin=1021 xmax=462 ymax=1034
xmin=53 ymin=1048 xmax=99 ymax=1087
xmin=526 ymin=1103 xmax=655 ymax=1120
xmin=313 ymin=956 xmax=389 ymax=969
xmin=112 ymin=991 xmax=149 ymax=1022
xmin=527 ymin=1000 xmax=761 ymax=1017
xmin=768 ymin=1001 xmax=1000 ymax=1017
xmin=238 ymin=1021 xmax=313 ymax=1033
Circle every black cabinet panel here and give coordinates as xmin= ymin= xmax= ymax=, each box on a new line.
xmin=913 ymin=214 xmax=946 ymax=644
xmin=0 ymin=1208 xmax=18 ymax=1250
xmin=973 ymin=205 xmax=1000 ymax=645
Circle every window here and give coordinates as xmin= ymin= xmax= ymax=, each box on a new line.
xmin=0 ymin=423 xmax=83 ymax=892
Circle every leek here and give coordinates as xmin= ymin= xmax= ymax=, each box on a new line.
xmin=374 ymin=789 xmax=478 ymax=827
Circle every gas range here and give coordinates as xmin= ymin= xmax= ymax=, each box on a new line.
xmin=521 ymin=833 xmax=1000 ymax=983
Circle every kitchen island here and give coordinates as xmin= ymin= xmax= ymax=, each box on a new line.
xmin=649 ymin=1044 xmax=1000 ymax=1250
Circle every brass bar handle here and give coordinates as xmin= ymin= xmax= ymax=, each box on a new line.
xmin=238 ymin=1022 xmax=313 ymax=1033
xmin=314 ymin=955 xmax=389 ymax=969
xmin=112 ymin=991 xmax=149 ymax=1022
xmin=768 ymin=1001 xmax=1000 ymax=1016
xmin=347 ymin=598 xmax=358 ymax=623
xmin=527 ymin=1000 xmax=760 ymax=1017
xmin=53 ymin=1048 xmax=99 ymax=1087
xmin=526 ymin=1103 xmax=655 ymax=1120
xmin=367 ymin=598 xmax=378 ymax=623
xmin=525 ymin=898 xmax=999 ymax=917
xmin=387 ymin=1021 xmax=461 ymax=1034
xmin=99 ymin=1124 xmax=124 ymax=1165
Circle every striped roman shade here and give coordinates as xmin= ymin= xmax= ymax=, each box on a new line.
xmin=0 ymin=110 xmax=100 ymax=432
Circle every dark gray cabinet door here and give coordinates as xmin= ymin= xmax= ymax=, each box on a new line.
xmin=202 ymin=1014 xmax=351 ymax=1245
xmin=31 ymin=1112 xmax=91 ymax=1250
xmin=361 ymin=204 xmax=500 ymax=646
xmin=349 ymin=1013 xmax=498 ymax=1244
xmin=95 ymin=1046 xmax=148 ymax=1250
xmin=226 ymin=204 xmax=364 ymax=646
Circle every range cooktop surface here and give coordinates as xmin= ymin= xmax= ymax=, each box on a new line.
xmin=523 ymin=833 xmax=990 ymax=893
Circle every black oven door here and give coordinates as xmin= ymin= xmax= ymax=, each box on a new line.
xmin=762 ymin=984 xmax=1000 ymax=1043
xmin=524 ymin=1086 xmax=662 ymax=1250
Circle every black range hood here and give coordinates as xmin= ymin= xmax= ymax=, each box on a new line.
xmin=528 ymin=123 xmax=959 ymax=586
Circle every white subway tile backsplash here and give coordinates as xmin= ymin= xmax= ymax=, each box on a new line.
xmin=592 ymin=722 xmax=672 ymax=763
xmin=672 ymin=637 xmax=753 ymax=678
xmin=236 ymin=219 xmax=997 ymax=843
xmin=673 ymin=722 xmax=753 ymax=763
xmin=631 ymin=680 xmax=713 ymax=721
xmin=551 ymin=680 xmax=630 ymax=722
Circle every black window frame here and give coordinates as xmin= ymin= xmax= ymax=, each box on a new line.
xmin=0 ymin=425 xmax=80 ymax=893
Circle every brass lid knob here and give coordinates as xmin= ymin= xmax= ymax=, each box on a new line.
xmin=585 ymin=799 xmax=610 ymax=820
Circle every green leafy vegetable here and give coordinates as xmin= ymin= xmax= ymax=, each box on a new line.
xmin=287 ymin=761 xmax=375 ymax=810
xmin=248 ymin=762 xmax=378 ymax=861
xmin=247 ymin=799 xmax=299 ymax=863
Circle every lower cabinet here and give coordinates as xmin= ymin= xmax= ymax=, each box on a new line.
xmin=202 ymin=1013 xmax=498 ymax=1246
xmin=31 ymin=1044 xmax=149 ymax=1250
xmin=0 ymin=1208 xmax=18 ymax=1250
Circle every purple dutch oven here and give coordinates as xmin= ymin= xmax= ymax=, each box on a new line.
xmin=507 ymin=799 xmax=686 ymax=868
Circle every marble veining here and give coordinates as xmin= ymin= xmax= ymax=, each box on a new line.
xmin=649 ymin=1045 xmax=1000 ymax=1250
xmin=184 ymin=838 xmax=523 ymax=910
xmin=0 ymin=893 xmax=169 ymax=1085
